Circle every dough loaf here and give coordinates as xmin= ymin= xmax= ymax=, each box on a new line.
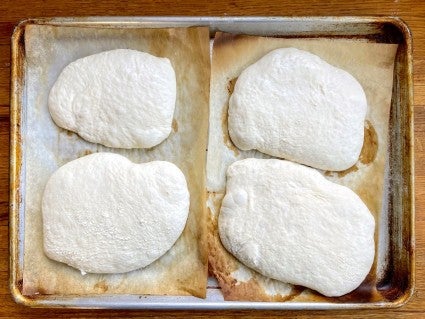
xmin=228 ymin=48 xmax=367 ymax=171
xmin=49 ymin=49 xmax=176 ymax=149
xmin=42 ymin=152 xmax=189 ymax=274
xmin=218 ymin=158 xmax=375 ymax=297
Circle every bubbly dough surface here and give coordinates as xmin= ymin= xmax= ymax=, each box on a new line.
xmin=228 ymin=48 xmax=367 ymax=171
xmin=49 ymin=49 xmax=176 ymax=149
xmin=42 ymin=152 xmax=189 ymax=274
xmin=218 ymin=158 xmax=375 ymax=297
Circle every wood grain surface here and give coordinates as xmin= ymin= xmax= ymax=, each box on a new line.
xmin=1 ymin=1 xmax=424 ymax=318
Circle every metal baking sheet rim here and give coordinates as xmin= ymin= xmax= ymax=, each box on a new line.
xmin=9 ymin=16 xmax=415 ymax=310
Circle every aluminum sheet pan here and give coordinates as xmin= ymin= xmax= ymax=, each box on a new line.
xmin=9 ymin=16 xmax=415 ymax=310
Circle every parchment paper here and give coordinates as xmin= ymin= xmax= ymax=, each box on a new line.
xmin=22 ymin=25 xmax=210 ymax=298
xmin=207 ymin=32 xmax=398 ymax=301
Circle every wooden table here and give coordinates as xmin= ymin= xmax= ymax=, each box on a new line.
xmin=1 ymin=1 xmax=424 ymax=318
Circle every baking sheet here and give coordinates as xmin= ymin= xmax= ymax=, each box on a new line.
xmin=21 ymin=25 xmax=210 ymax=298
xmin=207 ymin=32 xmax=398 ymax=302
xmin=9 ymin=16 xmax=414 ymax=309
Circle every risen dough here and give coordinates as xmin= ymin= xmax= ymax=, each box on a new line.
xmin=228 ymin=48 xmax=367 ymax=171
xmin=42 ymin=152 xmax=189 ymax=274
xmin=49 ymin=49 xmax=176 ymax=149
xmin=218 ymin=158 xmax=375 ymax=297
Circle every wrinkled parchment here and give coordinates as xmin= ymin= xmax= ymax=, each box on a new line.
xmin=207 ymin=32 xmax=398 ymax=301
xmin=22 ymin=25 xmax=210 ymax=298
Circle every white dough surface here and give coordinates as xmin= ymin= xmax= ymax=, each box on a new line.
xmin=42 ymin=153 xmax=189 ymax=274
xmin=49 ymin=49 xmax=176 ymax=149
xmin=228 ymin=48 xmax=367 ymax=171
xmin=218 ymin=158 xmax=375 ymax=297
